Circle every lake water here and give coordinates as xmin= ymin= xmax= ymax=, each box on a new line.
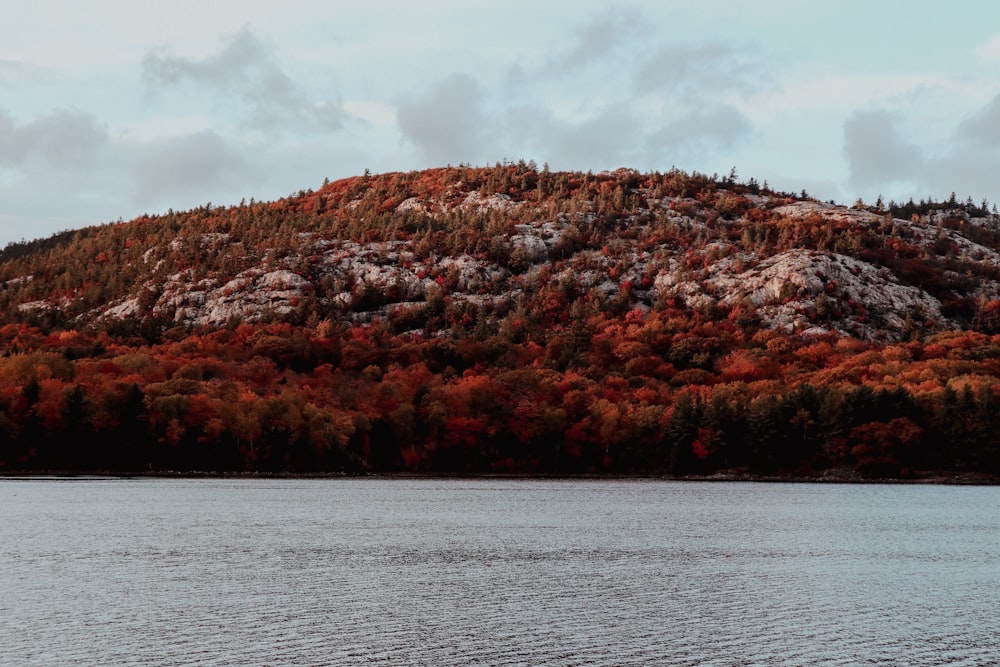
xmin=1 ymin=478 xmax=998 ymax=666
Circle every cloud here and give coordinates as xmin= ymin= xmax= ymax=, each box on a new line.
xmin=0 ymin=109 xmax=121 ymax=239
xmin=142 ymin=28 xmax=347 ymax=132
xmin=503 ymin=6 xmax=647 ymax=89
xmin=548 ymin=107 xmax=643 ymax=166
xmin=843 ymin=109 xmax=922 ymax=188
xmin=398 ymin=64 xmax=755 ymax=172
xmin=142 ymin=28 xmax=264 ymax=87
xmin=975 ymin=33 xmax=1000 ymax=61
xmin=921 ymin=152 xmax=1000 ymax=205
xmin=0 ymin=108 xmax=108 ymax=168
xmin=956 ymin=92 xmax=1000 ymax=146
xmin=396 ymin=73 xmax=490 ymax=166
xmin=634 ymin=42 xmax=761 ymax=102
xmin=488 ymin=7 xmax=769 ymax=173
xmin=546 ymin=7 xmax=647 ymax=71
xmin=627 ymin=40 xmax=764 ymax=161
xmin=841 ymin=100 xmax=1000 ymax=206
xmin=0 ymin=59 xmax=50 ymax=87
xmin=131 ymin=130 xmax=258 ymax=205
xmin=499 ymin=103 xmax=644 ymax=168
xmin=0 ymin=119 xmax=350 ymax=244
xmin=648 ymin=105 xmax=753 ymax=155
xmin=0 ymin=60 xmax=21 ymax=78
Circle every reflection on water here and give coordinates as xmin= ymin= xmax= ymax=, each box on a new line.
xmin=1 ymin=478 xmax=998 ymax=666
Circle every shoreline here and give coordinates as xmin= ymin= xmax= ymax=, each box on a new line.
xmin=2 ymin=469 xmax=999 ymax=485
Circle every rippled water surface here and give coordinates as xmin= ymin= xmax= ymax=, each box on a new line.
xmin=2 ymin=478 xmax=999 ymax=666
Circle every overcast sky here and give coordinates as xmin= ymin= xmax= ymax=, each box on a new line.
xmin=3 ymin=1 xmax=1000 ymax=245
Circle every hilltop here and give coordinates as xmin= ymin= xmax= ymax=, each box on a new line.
xmin=0 ymin=163 xmax=999 ymax=478
xmin=4 ymin=164 xmax=1000 ymax=340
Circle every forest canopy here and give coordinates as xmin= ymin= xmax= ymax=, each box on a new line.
xmin=1 ymin=163 xmax=998 ymax=478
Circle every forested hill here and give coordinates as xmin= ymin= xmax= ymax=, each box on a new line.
xmin=1 ymin=162 xmax=999 ymax=478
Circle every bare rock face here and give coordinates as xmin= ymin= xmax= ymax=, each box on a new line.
xmin=199 ymin=270 xmax=310 ymax=325
xmin=773 ymin=201 xmax=881 ymax=225
xmin=395 ymin=197 xmax=430 ymax=214
xmin=719 ymin=250 xmax=948 ymax=339
xmin=654 ymin=248 xmax=950 ymax=341
xmin=457 ymin=191 xmax=516 ymax=213
xmin=509 ymin=233 xmax=549 ymax=263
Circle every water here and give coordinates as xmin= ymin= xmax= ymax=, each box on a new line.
xmin=1 ymin=478 xmax=998 ymax=666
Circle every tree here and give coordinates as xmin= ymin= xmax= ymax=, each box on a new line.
xmin=850 ymin=417 xmax=923 ymax=477
xmin=665 ymin=391 xmax=701 ymax=474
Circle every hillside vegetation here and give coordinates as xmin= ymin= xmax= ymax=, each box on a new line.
xmin=1 ymin=163 xmax=999 ymax=478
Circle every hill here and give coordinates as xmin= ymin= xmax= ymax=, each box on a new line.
xmin=0 ymin=162 xmax=998 ymax=478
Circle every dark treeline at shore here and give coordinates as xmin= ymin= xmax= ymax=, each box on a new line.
xmin=0 ymin=319 xmax=997 ymax=479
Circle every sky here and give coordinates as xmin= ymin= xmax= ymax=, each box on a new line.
xmin=3 ymin=1 xmax=1000 ymax=245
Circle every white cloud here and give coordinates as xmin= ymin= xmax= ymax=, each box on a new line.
xmin=742 ymin=73 xmax=980 ymax=126
xmin=341 ymin=100 xmax=395 ymax=129
xmin=975 ymin=33 xmax=1000 ymax=61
